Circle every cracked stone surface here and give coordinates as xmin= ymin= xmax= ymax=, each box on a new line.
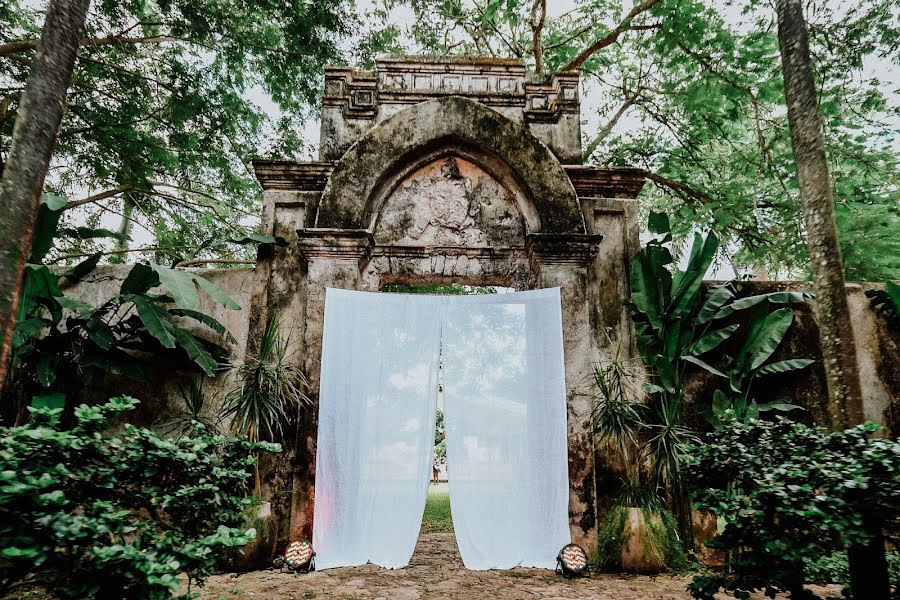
xmin=374 ymin=155 xmax=525 ymax=247
xmin=194 ymin=533 xmax=841 ymax=600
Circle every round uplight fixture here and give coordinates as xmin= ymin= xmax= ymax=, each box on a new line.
xmin=283 ymin=540 xmax=315 ymax=572
xmin=556 ymin=543 xmax=589 ymax=578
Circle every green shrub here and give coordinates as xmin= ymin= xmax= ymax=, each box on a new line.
xmin=805 ymin=551 xmax=900 ymax=589
xmin=0 ymin=396 xmax=279 ymax=599
xmin=684 ymin=418 xmax=899 ymax=599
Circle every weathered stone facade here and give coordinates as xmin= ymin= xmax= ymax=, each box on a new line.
xmin=249 ymin=56 xmax=646 ymax=554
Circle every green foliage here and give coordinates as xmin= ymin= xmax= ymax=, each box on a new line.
xmin=1 ymin=0 xmax=353 ymax=265
xmin=804 ymin=551 xmax=900 ymax=590
xmin=627 ymin=213 xmax=811 ymax=542
xmin=0 ymin=396 xmax=280 ymax=598
xmin=221 ymin=317 xmax=309 ymax=443
xmin=156 ymin=379 xmax=223 ymax=439
xmin=684 ymin=418 xmax=900 ymax=599
xmin=6 ymin=198 xmax=240 ymax=417
xmin=366 ymin=0 xmax=900 ymax=281
xmin=631 ymin=213 xmax=812 ymax=434
xmin=434 ymin=408 xmax=446 ymax=459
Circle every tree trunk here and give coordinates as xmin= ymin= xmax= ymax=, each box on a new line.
xmin=776 ymin=2 xmax=886 ymax=599
xmin=0 ymin=0 xmax=91 ymax=390
xmin=775 ymin=0 xmax=864 ymax=431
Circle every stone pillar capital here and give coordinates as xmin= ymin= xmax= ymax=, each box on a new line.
xmin=296 ymin=228 xmax=374 ymax=265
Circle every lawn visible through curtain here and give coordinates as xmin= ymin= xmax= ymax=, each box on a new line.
xmin=313 ymin=287 xmax=570 ymax=571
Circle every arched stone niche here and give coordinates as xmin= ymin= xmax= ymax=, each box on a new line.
xmin=249 ymin=76 xmax=646 ymax=561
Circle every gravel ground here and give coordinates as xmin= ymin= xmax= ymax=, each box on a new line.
xmin=194 ymin=533 xmax=842 ymax=600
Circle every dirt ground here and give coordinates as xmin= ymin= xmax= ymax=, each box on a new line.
xmin=195 ymin=533 xmax=842 ymax=600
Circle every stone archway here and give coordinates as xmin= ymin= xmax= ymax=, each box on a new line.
xmin=314 ymin=95 xmax=584 ymax=235
xmin=248 ymin=57 xmax=647 ymax=560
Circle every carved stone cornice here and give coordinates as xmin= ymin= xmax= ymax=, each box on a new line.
xmin=373 ymin=245 xmax=522 ymax=260
xmin=525 ymin=233 xmax=602 ymax=267
xmin=253 ymin=160 xmax=335 ymax=191
xmin=523 ymin=72 xmax=580 ymax=123
xmin=564 ymin=166 xmax=647 ymax=199
xmin=296 ymin=229 xmax=374 ymax=263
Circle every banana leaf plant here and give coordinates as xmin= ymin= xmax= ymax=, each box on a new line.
xmin=5 ymin=195 xmax=240 ymax=421
xmin=631 ymin=213 xmax=814 ymax=428
xmin=629 ymin=212 xmax=814 ymax=540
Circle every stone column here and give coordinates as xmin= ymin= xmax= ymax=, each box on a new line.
xmin=526 ymin=233 xmax=602 ymax=550
xmin=289 ymin=229 xmax=374 ymax=542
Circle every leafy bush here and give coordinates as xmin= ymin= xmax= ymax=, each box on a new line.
xmin=685 ymin=418 xmax=900 ymax=599
xmin=805 ymin=551 xmax=900 ymax=590
xmin=0 ymin=396 xmax=279 ymax=599
xmin=5 ymin=194 xmax=241 ymax=421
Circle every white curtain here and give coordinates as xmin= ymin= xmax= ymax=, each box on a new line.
xmin=313 ymin=289 xmax=442 ymax=569
xmin=442 ymin=288 xmax=570 ymax=569
xmin=313 ymin=287 xmax=570 ymax=571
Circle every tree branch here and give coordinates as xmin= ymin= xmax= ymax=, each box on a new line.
xmin=0 ymin=35 xmax=181 ymax=57
xmin=560 ymin=0 xmax=662 ymax=72
xmin=531 ymin=0 xmax=547 ymax=74
xmin=174 ymin=258 xmax=255 ymax=268
xmin=64 ymin=185 xmax=134 ymax=210
xmin=583 ymin=92 xmax=641 ymax=161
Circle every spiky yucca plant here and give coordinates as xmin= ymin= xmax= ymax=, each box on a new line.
xmin=222 ymin=317 xmax=309 ymax=444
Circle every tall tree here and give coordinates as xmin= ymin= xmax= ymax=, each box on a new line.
xmin=776 ymin=2 xmax=887 ymax=598
xmin=0 ymin=0 xmax=91 ymax=388
xmin=0 ymin=1 xmax=352 ymax=266
xmin=775 ymin=0 xmax=863 ymax=430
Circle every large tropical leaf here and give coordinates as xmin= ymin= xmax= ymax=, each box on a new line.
xmin=754 ymin=358 xmax=815 ymax=376
xmin=169 ymin=308 xmax=237 ymax=344
xmin=55 ymin=296 xmax=93 ymax=318
xmin=63 ymin=253 xmax=102 ymax=283
xmin=630 ymin=251 xmax=662 ymax=326
xmin=741 ymin=308 xmax=795 ymax=372
xmin=682 ymin=355 xmax=728 ymax=377
xmin=194 ymin=275 xmax=240 ymax=310
xmin=669 ymin=232 xmax=719 ymax=318
xmin=151 ymin=265 xmax=240 ymax=311
xmin=697 ymin=285 xmax=734 ymax=324
xmin=129 ymin=295 xmax=176 ymax=349
xmin=152 ymin=265 xmax=200 ymax=309
xmin=164 ymin=322 xmax=219 ymax=376
xmin=30 ymin=194 xmax=66 ymax=263
xmin=713 ymin=291 xmax=812 ymax=320
xmin=121 ymin=263 xmax=161 ymax=295
xmin=686 ymin=323 xmax=739 ymax=356
xmin=229 ymin=234 xmax=288 ymax=247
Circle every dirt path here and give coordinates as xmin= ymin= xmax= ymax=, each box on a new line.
xmin=196 ymin=533 xmax=841 ymax=600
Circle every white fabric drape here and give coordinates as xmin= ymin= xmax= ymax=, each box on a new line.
xmin=313 ymin=287 xmax=570 ymax=571
xmin=441 ymin=288 xmax=570 ymax=569
xmin=313 ymin=289 xmax=442 ymax=569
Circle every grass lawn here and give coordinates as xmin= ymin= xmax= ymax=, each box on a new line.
xmin=421 ymin=482 xmax=453 ymax=534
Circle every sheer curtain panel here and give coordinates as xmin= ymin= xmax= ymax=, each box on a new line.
xmin=313 ymin=289 xmax=442 ymax=569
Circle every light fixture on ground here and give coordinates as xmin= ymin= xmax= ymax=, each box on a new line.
xmin=283 ymin=540 xmax=315 ymax=572
xmin=556 ymin=544 xmax=589 ymax=578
